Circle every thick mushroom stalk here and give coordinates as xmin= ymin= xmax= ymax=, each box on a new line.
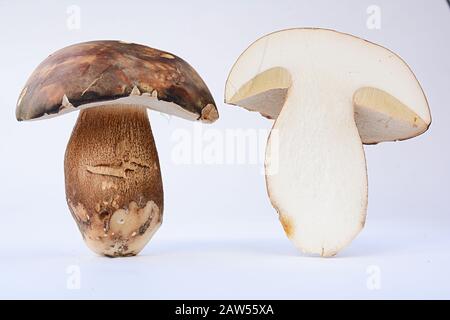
xmin=225 ymin=29 xmax=431 ymax=256
xmin=65 ymin=105 xmax=163 ymax=257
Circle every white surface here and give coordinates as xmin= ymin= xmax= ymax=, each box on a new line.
xmin=1 ymin=216 xmax=450 ymax=299
xmin=0 ymin=0 xmax=449 ymax=299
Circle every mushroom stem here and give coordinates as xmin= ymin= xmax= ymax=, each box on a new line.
xmin=266 ymin=81 xmax=368 ymax=256
xmin=64 ymin=105 xmax=163 ymax=257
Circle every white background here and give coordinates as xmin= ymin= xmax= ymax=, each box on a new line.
xmin=0 ymin=0 xmax=449 ymax=299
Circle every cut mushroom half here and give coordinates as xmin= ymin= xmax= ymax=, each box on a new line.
xmin=17 ymin=41 xmax=218 ymax=257
xmin=225 ymin=28 xmax=431 ymax=256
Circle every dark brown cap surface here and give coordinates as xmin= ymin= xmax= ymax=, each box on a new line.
xmin=16 ymin=41 xmax=218 ymax=122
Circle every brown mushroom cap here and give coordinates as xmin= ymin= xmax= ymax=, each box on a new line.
xmin=16 ymin=41 xmax=218 ymax=123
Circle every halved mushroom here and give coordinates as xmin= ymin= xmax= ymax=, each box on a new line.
xmin=225 ymin=28 xmax=431 ymax=256
xmin=17 ymin=41 xmax=218 ymax=257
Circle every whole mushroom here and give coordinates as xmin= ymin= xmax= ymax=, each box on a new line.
xmin=225 ymin=28 xmax=431 ymax=257
xmin=16 ymin=41 xmax=218 ymax=257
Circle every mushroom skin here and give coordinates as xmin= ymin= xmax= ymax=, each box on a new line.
xmin=16 ymin=41 xmax=217 ymax=122
xmin=64 ymin=105 xmax=163 ymax=257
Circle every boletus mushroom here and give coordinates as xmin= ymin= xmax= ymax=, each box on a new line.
xmin=225 ymin=28 xmax=431 ymax=257
xmin=16 ymin=41 xmax=218 ymax=257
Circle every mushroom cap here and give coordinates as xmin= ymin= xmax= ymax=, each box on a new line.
xmin=225 ymin=28 xmax=431 ymax=144
xmin=16 ymin=41 xmax=218 ymax=123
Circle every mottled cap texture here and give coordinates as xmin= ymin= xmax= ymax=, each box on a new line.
xmin=16 ymin=41 xmax=218 ymax=122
